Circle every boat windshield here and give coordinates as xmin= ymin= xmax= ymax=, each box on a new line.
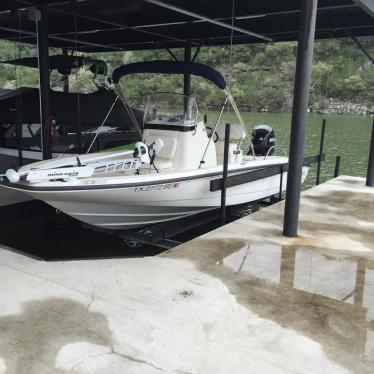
xmin=143 ymin=92 xmax=201 ymax=127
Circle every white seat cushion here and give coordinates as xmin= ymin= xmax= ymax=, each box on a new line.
xmin=215 ymin=142 xmax=242 ymax=164
xmin=153 ymin=159 xmax=173 ymax=170
xmin=145 ymin=135 xmax=178 ymax=160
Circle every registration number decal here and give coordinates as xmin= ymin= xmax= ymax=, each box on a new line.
xmin=132 ymin=183 xmax=179 ymax=192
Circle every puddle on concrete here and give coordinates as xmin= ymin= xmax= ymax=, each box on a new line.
xmin=170 ymin=238 xmax=374 ymax=373
xmin=0 ymin=298 xmax=112 ymax=374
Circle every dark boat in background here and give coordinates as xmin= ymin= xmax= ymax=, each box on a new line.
xmin=0 ymin=87 xmax=141 ymax=171
xmin=0 ymin=54 xmax=142 ymax=173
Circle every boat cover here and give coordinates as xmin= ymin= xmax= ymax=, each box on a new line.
xmin=1 ymin=55 xmax=87 ymax=75
xmin=0 ymin=87 xmax=143 ymax=130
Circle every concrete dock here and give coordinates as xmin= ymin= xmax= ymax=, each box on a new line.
xmin=0 ymin=176 xmax=373 ymax=373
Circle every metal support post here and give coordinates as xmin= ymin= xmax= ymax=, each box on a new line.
xmin=183 ymin=42 xmax=192 ymax=97
xmin=15 ymin=93 xmax=23 ymax=166
xmin=62 ymin=48 xmax=69 ymax=93
xmin=221 ymin=123 xmax=230 ymax=225
xmin=334 ymin=156 xmax=341 ymax=178
xmin=279 ymin=165 xmax=284 ymax=199
xmin=183 ymin=42 xmax=192 ymax=117
xmin=366 ymin=116 xmax=374 ymax=186
xmin=12 ymin=10 xmax=23 ymax=166
xmin=316 ymin=118 xmax=326 ymax=185
xmin=283 ymin=0 xmax=318 ymax=237
xmin=36 ymin=5 xmax=52 ymax=160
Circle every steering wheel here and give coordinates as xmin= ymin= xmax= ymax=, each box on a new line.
xmin=206 ymin=126 xmax=219 ymax=143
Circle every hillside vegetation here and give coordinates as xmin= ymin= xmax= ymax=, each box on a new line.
xmin=0 ymin=37 xmax=373 ymax=112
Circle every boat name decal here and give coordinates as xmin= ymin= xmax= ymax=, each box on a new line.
xmin=132 ymin=182 xmax=179 ymax=192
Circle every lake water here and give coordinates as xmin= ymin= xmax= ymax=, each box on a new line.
xmin=207 ymin=111 xmax=373 ymax=189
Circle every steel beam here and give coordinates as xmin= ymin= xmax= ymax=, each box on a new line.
xmin=354 ymin=0 xmax=374 ymax=17
xmin=36 ymin=5 xmax=52 ymax=160
xmin=134 ymin=4 xmax=358 ymax=30
xmin=0 ymin=24 xmax=121 ymax=51
xmin=14 ymin=0 xmax=186 ymax=46
xmin=367 ymin=116 xmax=374 ymax=186
xmin=283 ymin=0 xmax=318 ymax=237
xmin=145 ymin=0 xmax=272 ymax=42
xmin=348 ymin=31 xmax=374 ymax=64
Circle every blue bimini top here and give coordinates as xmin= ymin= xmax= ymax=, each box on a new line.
xmin=112 ymin=60 xmax=227 ymax=90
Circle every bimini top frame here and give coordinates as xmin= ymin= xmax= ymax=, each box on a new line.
xmin=112 ymin=60 xmax=248 ymax=145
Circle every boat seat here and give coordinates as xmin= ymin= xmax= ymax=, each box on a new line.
xmin=215 ymin=141 xmax=243 ymax=164
xmin=145 ymin=135 xmax=178 ymax=160
xmin=138 ymin=159 xmax=173 ymax=172
xmin=152 ymin=159 xmax=173 ymax=170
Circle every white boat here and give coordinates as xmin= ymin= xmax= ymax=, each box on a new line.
xmin=0 ymin=61 xmax=308 ymax=229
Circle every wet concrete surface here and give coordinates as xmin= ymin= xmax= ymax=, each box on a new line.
xmin=0 ymin=298 xmax=112 ymax=374
xmin=0 ymin=176 xmax=373 ymax=373
xmin=166 ymin=176 xmax=374 ymax=373
xmin=168 ymin=238 xmax=374 ymax=373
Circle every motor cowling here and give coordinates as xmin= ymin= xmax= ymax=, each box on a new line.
xmin=247 ymin=124 xmax=275 ymax=156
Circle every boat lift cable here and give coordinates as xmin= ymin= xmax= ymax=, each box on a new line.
xmin=86 ymin=95 xmax=119 ymax=153
xmin=226 ymin=0 xmax=255 ymax=157
xmin=228 ymin=0 xmax=235 ymax=91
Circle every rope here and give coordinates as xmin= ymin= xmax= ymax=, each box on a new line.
xmin=228 ymin=0 xmax=235 ymax=90
xmin=226 ymin=0 xmax=255 ymax=158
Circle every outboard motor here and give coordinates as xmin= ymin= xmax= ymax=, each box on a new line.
xmin=247 ymin=124 xmax=275 ymax=156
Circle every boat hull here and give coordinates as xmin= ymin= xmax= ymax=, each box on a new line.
xmin=0 ymin=148 xmax=64 ymax=206
xmin=13 ymin=167 xmax=308 ymax=229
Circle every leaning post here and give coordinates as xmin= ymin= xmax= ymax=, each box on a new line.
xmin=283 ymin=0 xmax=318 ymax=237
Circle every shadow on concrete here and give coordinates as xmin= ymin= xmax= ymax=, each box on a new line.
xmin=0 ymin=201 xmax=165 ymax=261
xmin=0 ymin=200 xmax=239 ymax=261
